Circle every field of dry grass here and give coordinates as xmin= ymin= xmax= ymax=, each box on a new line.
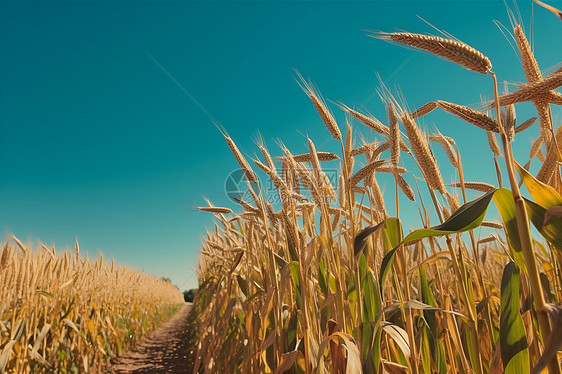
xmin=193 ymin=15 xmax=562 ymax=374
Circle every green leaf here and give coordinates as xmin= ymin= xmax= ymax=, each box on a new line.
xmin=493 ymin=188 xmax=522 ymax=252
xmin=378 ymin=218 xmax=403 ymax=292
xmin=500 ymin=261 xmax=530 ymax=374
xmin=289 ymin=261 xmax=302 ymax=310
xmin=491 ymin=188 xmax=528 ymax=271
xmin=360 ymin=256 xmax=382 ymax=373
xmin=287 ymin=235 xmax=298 ymax=262
xmin=379 ymin=246 xmax=399 ymax=293
xmin=380 ymin=191 xmax=495 ymax=289
xmin=421 ymin=325 xmax=432 ymax=374
xmin=420 ymin=266 xmax=447 ymax=373
xmin=354 ymin=221 xmax=386 ymax=257
xmin=525 ymin=199 xmax=562 ymax=249
xmin=287 ymin=310 xmax=298 ymax=351
xmin=405 ymin=189 xmax=495 ymax=241
xmin=515 ymin=162 xmax=562 ymax=209
xmin=382 ymin=217 xmax=402 ymax=253
xmin=236 ymin=275 xmax=248 ymax=297
xmin=36 ymin=290 xmax=54 ymax=299
xmin=319 ymin=256 xmax=328 ymax=296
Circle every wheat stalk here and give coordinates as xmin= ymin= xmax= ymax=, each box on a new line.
xmin=377 ymin=165 xmax=408 ymax=174
xmin=529 ymin=135 xmax=544 ymax=162
xmin=199 ymin=206 xmax=234 ymax=214
xmin=448 ymin=181 xmax=496 ymax=192
xmin=503 ymin=104 xmax=516 ymax=141
xmin=438 ymin=100 xmax=500 ymax=133
xmin=537 ymin=132 xmax=560 ymax=183
xmin=429 ymin=132 xmax=458 ymax=168
xmin=396 ymin=173 xmax=415 ymax=201
xmin=487 ymin=131 xmax=502 ymax=156
xmin=224 ymin=135 xmax=258 ymax=184
xmin=401 ymin=112 xmax=446 ymax=193
xmin=296 ymin=72 xmax=341 ymax=140
xmin=292 ymin=152 xmax=340 ymax=162
xmin=349 ymin=160 xmax=386 ymax=187
xmin=497 ymin=72 xmax=562 ymax=106
xmin=411 ymin=101 xmax=438 ymax=118
xmin=481 ymin=221 xmax=504 ymax=229
xmin=514 ymin=25 xmax=542 ymax=83
xmin=515 ymin=117 xmax=538 ymax=134
xmin=388 ymin=102 xmax=401 ymax=165
xmin=340 ymin=103 xmax=389 ymax=135
xmin=373 ymin=31 xmax=492 ymax=74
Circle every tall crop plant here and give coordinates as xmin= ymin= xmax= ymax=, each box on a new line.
xmin=194 ymin=15 xmax=562 ymax=374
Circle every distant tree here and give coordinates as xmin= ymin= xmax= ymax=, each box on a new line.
xmin=160 ymin=277 xmax=172 ymax=283
xmin=183 ymin=289 xmax=197 ymax=302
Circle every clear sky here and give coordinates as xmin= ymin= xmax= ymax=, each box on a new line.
xmin=1 ymin=0 xmax=561 ymax=291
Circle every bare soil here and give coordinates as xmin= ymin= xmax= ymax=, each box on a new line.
xmin=106 ymin=304 xmax=196 ymax=374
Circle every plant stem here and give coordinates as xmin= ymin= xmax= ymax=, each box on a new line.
xmin=490 ymin=70 xmax=561 ymax=374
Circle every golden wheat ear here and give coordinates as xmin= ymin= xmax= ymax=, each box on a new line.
xmin=437 ymin=100 xmax=500 ymax=133
xmin=370 ymin=31 xmax=491 ymax=74
xmin=294 ymin=70 xmax=341 ymax=141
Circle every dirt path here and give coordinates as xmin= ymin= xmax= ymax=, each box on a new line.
xmin=106 ymin=304 xmax=195 ymax=374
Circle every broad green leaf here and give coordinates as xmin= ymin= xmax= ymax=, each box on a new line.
xmin=404 ymin=189 xmax=496 ymax=242
xmin=287 ymin=235 xmax=298 ymax=262
xmin=360 ymin=255 xmax=382 ymax=373
xmin=379 ymin=218 xmax=403 ymax=291
xmin=289 ymin=261 xmax=302 ymax=310
xmin=500 ymin=261 xmax=530 ymax=374
xmin=237 ymin=275 xmax=248 ymax=297
xmin=420 ymin=266 xmax=447 ymax=374
xmin=420 ymin=266 xmax=437 ymax=329
xmin=421 ymin=326 xmax=432 ymax=374
xmin=492 ymin=188 xmax=522 ymax=252
xmin=287 ymin=310 xmax=298 ymax=351
xmin=492 ymin=188 xmax=528 ymax=271
xmin=383 ymin=217 xmax=402 ymax=253
xmin=380 ymin=191 xmax=495 ymax=288
xmin=525 ymin=199 xmax=562 ymax=249
xmin=360 ymin=254 xmax=381 ymax=322
xmin=354 ymin=221 xmax=386 ymax=257
xmin=244 ymin=290 xmax=263 ymax=305
xmin=379 ymin=245 xmax=399 ymax=293
xmin=514 ymin=162 xmax=562 ymax=249
xmin=319 ymin=256 xmax=328 ymax=296
xmin=515 ymin=162 xmax=562 ymax=209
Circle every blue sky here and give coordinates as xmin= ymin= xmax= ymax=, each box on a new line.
xmin=1 ymin=1 xmax=561 ymax=291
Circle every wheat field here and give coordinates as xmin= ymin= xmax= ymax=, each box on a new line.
xmin=193 ymin=14 xmax=562 ymax=374
xmin=0 ymin=237 xmax=184 ymax=373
